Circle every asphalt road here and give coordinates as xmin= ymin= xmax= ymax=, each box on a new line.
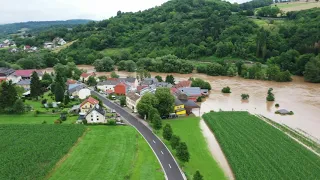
xmin=91 ymin=91 xmax=185 ymax=180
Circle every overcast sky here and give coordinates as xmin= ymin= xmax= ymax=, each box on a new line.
xmin=0 ymin=0 xmax=248 ymax=24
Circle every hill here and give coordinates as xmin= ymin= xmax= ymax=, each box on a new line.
xmin=272 ymin=1 xmax=320 ymax=12
xmin=0 ymin=19 xmax=92 ymax=35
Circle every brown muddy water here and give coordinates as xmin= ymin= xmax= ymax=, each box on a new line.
xmin=41 ymin=65 xmax=320 ymax=140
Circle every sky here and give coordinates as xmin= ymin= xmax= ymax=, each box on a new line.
xmin=0 ymin=0 xmax=248 ymax=24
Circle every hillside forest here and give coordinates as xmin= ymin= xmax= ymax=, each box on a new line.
xmin=0 ymin=0 xmax=319 ymax=83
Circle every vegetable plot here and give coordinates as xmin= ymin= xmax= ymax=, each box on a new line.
xmin=203 ymin=111 xmax=320 ymax=180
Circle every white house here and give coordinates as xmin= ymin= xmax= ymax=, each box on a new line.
xmin=80 ymin=72 xmax=95 ymax=82
xmin=126 ymin=92 xmax=141 ymax=113
xmin=58 ymin=38 xmax=66 ymax=45
xmin=85 ymin=104 xmax=106 ymax=123
xmin=97 ymin=80 xmax=119 ymax=92
xmin=118 ymin=77 xmax=139 ymax=89
xmin=44 ymin=42 xmax=54 ymax=49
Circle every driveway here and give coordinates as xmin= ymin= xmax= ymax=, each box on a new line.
xmin=91 ymin=91 xmax=185 ymax=180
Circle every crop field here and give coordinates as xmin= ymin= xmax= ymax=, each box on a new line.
xmin=159 ymin=117 xmax=225 ymax=180
xmin=0 ymin=124 xmax=85 ymax=180
xmin=272 ymin=1 xmax=320 ymax=12
xmin=49 ymin=126 xmax=163 ymax=180
xmin=203 ymin=111 xmax=320 ymax=180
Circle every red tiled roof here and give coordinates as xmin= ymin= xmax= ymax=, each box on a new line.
xmin=81 ymin=72 xmax=95 ymax=78
xmin=108 ymin=78 xmax=119 ymax=81
xmin=67 ymin=79 xmax=77 ymax=85
xmin=174 ymin=81 xmax=192 ymax=88
xmin=0 ymin=77 xmax=6 ymax=82
xmin=15 ymin=69 xmax=42 ymax=77
xmin=115 ymin=82 xmax=126 ymax=87
xmin=80 ymin=97 xmax=99 ymax=107
xmin=106 ymin=89 xmax=114 ymax=94
xmin=25 ymin=45 xmax=31 ymax=49
xmin=137 ymin=85 xmax=148 ymax=92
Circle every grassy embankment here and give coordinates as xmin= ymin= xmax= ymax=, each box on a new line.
xmin=203 ymin=111 xmax=320 ymax=180
xmin=49 ymin=126 xmax=163 ymax=180
xmin=0 ymin=124 xmax=85 ymax=180
xmin=157 ymin=116 xmax=226 ymax=180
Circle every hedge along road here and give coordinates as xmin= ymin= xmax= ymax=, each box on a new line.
xmin=91 ymin=91 xmax=185 ymax=180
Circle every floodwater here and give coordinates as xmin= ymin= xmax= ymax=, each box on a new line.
xmin=41 ymin=65 xmax=320 ymax=140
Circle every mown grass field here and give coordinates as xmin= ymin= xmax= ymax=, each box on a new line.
xmin=100 ymin=47 xmax=131 ymax=57
xmin=49 ymin=126 xmax=164 ymax=180
xmin=159 ymin=117 xmax=226 ymax=180
xmin=0 ymin=113 xmax=78 ymax=124
xmin=0 ymin=124 xmax=85 ymax=180
xmin=272 ymin=1 xmax=320 ymax=12
xmin=203 ymin=111 xmax=320 ymax=180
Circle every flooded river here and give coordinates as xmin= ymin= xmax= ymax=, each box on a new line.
xmin=42 ymin=65 xmax=320 ymax=140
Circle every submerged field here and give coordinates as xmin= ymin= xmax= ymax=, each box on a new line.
xmin=160 ymin=117 xmax=226 ymax=180
xmin=49 ymin=126 xmax=163 ymax=180
xmin=0 ymin=124 xmax=85 ymax=180
xmin=203 ymin=111 xmax=320 ymax=180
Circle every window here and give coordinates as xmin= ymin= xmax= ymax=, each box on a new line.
xmin=91 ymin=119 xmax=93 ymax=121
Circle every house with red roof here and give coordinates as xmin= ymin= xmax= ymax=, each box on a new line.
xmin=80 ymin=96 xmax=99 ymax=113
xmin=114 ymin=82 xmax=127 ymax=95
xmin=174 ymin=80 xmax=192 ymax=88
xmin=0 ymin=77 xmax=6 ymax=83
xmin=14 ymin=69 xmax=43 ymax=80
xmin=80 ymin=72 xmax=95 ymax=82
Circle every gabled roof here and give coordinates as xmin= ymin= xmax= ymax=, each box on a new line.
xmin=115 ymin=82 xmax=126 ymax=87
xmin=137 ymin=85 xmax=148 ymax=92
xmin=118 ymin=77 xmax=136 ymax=83
xmin=80 ymin=97 xmax=99 ymax=107
xmin=67 ymin=79 xmax=77 ymax=85
xmin=178 ymin=87 xmax=201 ymax=96
xmin=0 ymin=68 xmax=15 ymax=76
xmin=174 ymin=80 xmax=192 ymax=88
xmin=0 ymin=77 xmax=6 ymax=82
xmin=156 ymin=82 xmax=173 ymax=88
xmin=15 ymin=69 xmax=43 ymax=77
xmin=81 ymin=72 xmax=95 ymax=78
xmin=17 ymin=79 xmax=31 ymax=85
xmin=180 ymin=99 xmax=200 ymax=108
xmin=98 ymin=80 xmax=119 ymax=86
xmin=127 ymin=92 xmax=141 ymax=102
xmin=175 ymin=98 xmax=184 ymax=106
xmin=141 ymin=78 xmax=158 ymax=86
xmin=68 ymin=83 xmax=86 ymax=94
xmin=86 ymin=104 xmax=106 ymax=117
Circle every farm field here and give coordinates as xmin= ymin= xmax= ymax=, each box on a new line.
xmin=0 ymin=124 xmax=85 ymax=180
xmin=272 ymin=1 xmax=320 ymax=12
xmin=159 ymin=117 xmax=226 ymax=180
xmin=0 ymin=113 xmax=78 ymax=124
xmin=203 ymin=111 xmax=320 ymax=180
xmin=49 ymin=126 xmax=164 ymax=180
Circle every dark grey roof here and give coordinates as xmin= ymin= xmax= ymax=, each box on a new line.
xmin=276 ymin=109 xmax=290 ymax=114
xmin=141 ymin=78 xmax=158 ymax=86
xmin=180 ymin=99 xmax=200 ymax=108
xmin=156 ymin=82 xmax=173 ymax=88
xmin=17 ymin=79 xmax=31 ymax=85
xmin=119 ymin=77 xmax=136 ymax=83
xmin=68 ymin=83 xmax=86 ymax=94
xmin=98 ymin=80 xmax=119 ymax=86
xmin=175 ymin=98 xmax=183 ymax=106
xmin=0 ymin=68 xmax=15 ymax=76
xmin=178 ymin=87 xmax=201 ymax=96
xmin=86 ymin=104 xmax=106 ymax=116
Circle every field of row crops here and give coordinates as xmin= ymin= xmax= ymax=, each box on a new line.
xmin=0 ymin=124 xmax=85 ymax=180
xmin=203 ymin=111 xmax=320 ymax=180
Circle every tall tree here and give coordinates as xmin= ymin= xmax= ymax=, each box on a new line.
xmin=304 ymin=57 xmax=320 ymax=83
xmin=87 ymin=76 xmax=97 ymax=86
xmin=30 ymin=71 xmax=42 ymax=98
xmin=176 ymin=142 xmax=190 ymax=163
xmin=155 ymin=88 xmax=174 ymax=116
xmin=155 ymin=75 xmax=163 ymax=82
xmin=165 ymin=75 xmax=175 ymax=84
xmin=0 ymin=81 xmax=17 ymax=112
xmin=163 ymin=124 xmax=173 ymax=141
xmin=170 ymin=135 xmax=181 ymax=150
xmin=54 ymin=84 xmax=64 ymax=102
xmin=153 ymin=114 xmax=162 ymax=130
xmin=13 ymin=99 xmax=25 ymax=114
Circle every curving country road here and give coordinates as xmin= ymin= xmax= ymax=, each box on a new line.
xmin=91 ymin=91 xmax=185 ymax=180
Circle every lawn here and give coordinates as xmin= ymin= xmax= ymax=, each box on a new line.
xmin=49 ymin=126 xmax=164 ymax=180
xmin=203 ymin=111 xmax=320 ymax=180
xmin=159 ymin=117 xmax=226 ymax=180
xmin=0 ymin=124 xmax=85 ymax=180
xmin=0 ymin=113 xmax=78 ymax=124
xmin=100 ymin=47 xmax=132 ymax=57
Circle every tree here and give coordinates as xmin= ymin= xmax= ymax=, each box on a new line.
xmin=176 ymin=142 xmax=190 ymax=163
xmin=93 ymin=57 xmax=115 ymax=72
xmin=241 ymin=94 xmax=250 ymax=100
xmin=98 ymin=75 xmax=108 ymax=81
xmin=153 ymin=114 xmax=162 ymax=130
xmin=170 ymin=135 xmax=181 ymax=150
xmin=165 ymin=75 xmax=175 ymax=84
xmin=266 ymin=88 xmax=275 ymax=101
xmin=41 ymin=72 xmax=52 ymax=87
xmin=87 ymin=76 xmax=97 ymax=86
xmin=120 ymin=96 xmax=126 ymax=107
xmin=221 ymin=86 xmax=231 ymax=93
xmin=64 ymin=94 xmax=70 ymax=105
xmin=13 ymin=99 xmax=25 ymax=114
xmin=126 ymin=60 xmax=137 ymax=72
xmin=137 ymin=93 xmax=158 ymax=118
xmin=191 ymin=78 xmax=211 ymax=90
xmin=54 ymin=84 xmax=64 ymax=102
xmin=148 ymin=107 xmax=159 ymax=122
xmin=155 ymin=75 xmax=163 ymax=82
xmin=30 ymin=71 xmax=42 ymax=98
xmin=193 ymin=171 xmax=203 ymax=180
xmin=111 ymin=71 xmax=120 ymax=78
xmin=0 ymin=81 xmax=17 ymax=112
xmin=304 ymin=57 xmax=320 ymax=83
xmin=155 ymin=88 xmax=174 ymax=116
xmin=163 ymin=124 xmax=173 ymax=141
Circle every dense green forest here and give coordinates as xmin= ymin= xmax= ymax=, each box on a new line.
xmin=0 ymin=0 xmax=319 ymax=83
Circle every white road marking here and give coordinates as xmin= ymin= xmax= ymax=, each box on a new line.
xmin=161 ymin=151 xmax=164 ymax=154
xmin=169 ymin=164 xmax=172 ymax=168
xmin=153 ymin=140 xmax=156 ymax=144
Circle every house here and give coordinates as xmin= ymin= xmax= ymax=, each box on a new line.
xmin=126 ymin=92 xmax=141 ymax=113
xmin=177 ymin=87 xmax=202 ymax=102
xmin=85 ymin=104 xmax=106 ymax=123
xmin=14 ymin=69 xmax=43 ymax=80
xmin=9 ymin=48 xmax=18 ymax=53
xmin=174 ymin=98 xmax=187 ymax=116
xmin=69 ymin=104 xmax=80 ymax=114
xmin=80 ymin=72 xmax=95 ymax=82
xmin=0 ymin=44 xmax=3 ymax=48
xmin=53 ymin=37 xmax=67 ymax=46
xmin=80 ymin=97 xmax=99 ymax=113
xmin=44 ymin=42 xmax=54 ymax=49
xmin=140 ymin=78 xmax=158 ymax=86
xmin=0 ymin=67 xmax=21 ymax=83
xmin=156 ymin=82 xmax=173 ymax=88
xmin=177 ymin=94 xmax=200 ymax=115
xmin=97 ymin=79 xmax=118 ymax=92
xmin=140 ymin=86 xmax=157 ymax=96
xmin=0 ymin=77 xmax=6 ymax=83
xmin=68 ymin=83 xmax=86 ymax=97
xmin=174 ymin=80 xmax=191 ymax=88
xmin=114 ymin=82 xmax=128 ymax=95
xmin=23 ymin=45 xmax=31 ymax=51
xmin=118 ymin=77 xmax=138 ymax=89
xmin=78 ymin=88 xmax=91 ymax=100
xmin=16 ymin=79 xmax=31 ymax=90
xmin=66 ymin=79 xmax=78 ymax=85
xmin=136 ymin=85 xmax=148 ymax=94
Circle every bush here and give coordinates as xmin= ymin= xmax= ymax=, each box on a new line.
xmin=52 ymin=109 xmax=55 ymax=113
xmin=266 ymin=88 xmax=275 ymax=101
xmin=54 ymin=119 xmax=62 ymax=124
xmin=289 ymin=111 xmax=294 ymax=115
xmin=163 ymin=124 xmax=173 ymax=141
xmin=34 ymin=110 xmax=40 ymax=117
xmin=42 ymin=121 xmax=47 ymax=124
xmin=221 ymin=86 xmax=231 ymax=93
xmin=275 ymin=103 xmax=280 ymax=108
xmin=107 ymin=120 xmax=117 ymax=125
xmin=170 ymin=135 xmax=181 ymax=150
xmin=241 ymin=94 xmax=249 ymax=100
xmin=41 ymin=99 xmax=47 ymax=104
xmin=196 ymin=97 xmax=202 ymax=102
xmin=83 ymin=120 xmax=88 ymax=124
